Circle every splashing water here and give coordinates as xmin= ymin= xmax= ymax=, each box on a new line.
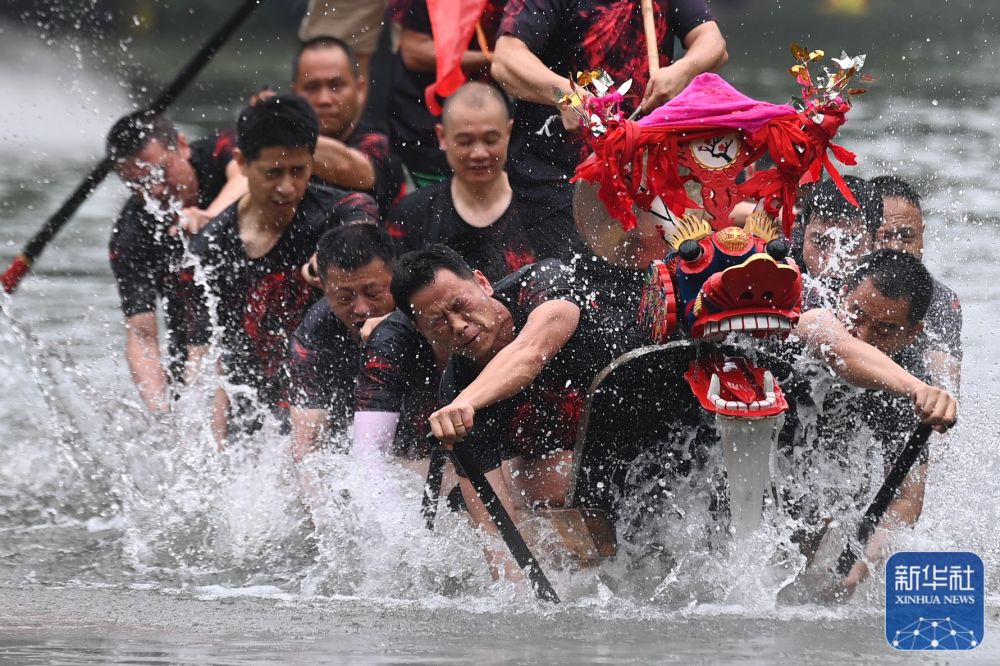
xmin=2 ymin=5 xmax=999 ymax=661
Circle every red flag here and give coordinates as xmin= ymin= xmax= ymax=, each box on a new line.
xmin=425 ymin=0 xmax=489 ymax=114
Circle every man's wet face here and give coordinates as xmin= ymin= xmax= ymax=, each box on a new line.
xmin=116 ymin=138 xmax=197 ymax=213
xmin=324 ymin=258 xmax=394 ymax=337
xmin=801 ymin=215 xmax=872 ymax=281
xmin=840 ymin=277 xmax=920 ymax=355
xmin=876 ymin=196 xmax=925 ymax=259
xmin=408 ymin=269 xmax=501 ymax=362
xmin=239 ymin=146 xmax=313 ymax=224
xmin=292 ymin=46 xmax=363 ymax=140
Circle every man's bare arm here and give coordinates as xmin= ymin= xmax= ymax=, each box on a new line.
xmin=124 ymin=312 xmax=169 ymax=413
xmin=462 ymin=300 xmax=579 ymax=408
xmin=313 ymin=136 xmax=376 ymax=191
xmin=843 ymin=463 xmax=928 ymax=592
xmin=430 ymin=300 xmax=580 ymax=442
xmin=490 ymin=35 xmax=571 ymax=107
xmin=797 ymin=309 xmax=957 ymax=429
xmin=291 ymin=406 xmax=329 ymax=462
xmin=400 ymin=28 xmax=490 ymax=75
xmin=639 ymin=21 xmax=728 ymax=113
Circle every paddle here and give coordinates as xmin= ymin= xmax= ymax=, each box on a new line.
xmin=421 ymin=445 xmax=447 ymax=530
xmin=448 ymin=443 xmax=561 ymax=603
xmin=1 ymin=0 xmax=266 ymax=294
xmin=835 ymin=422 xmax=934 ymax=576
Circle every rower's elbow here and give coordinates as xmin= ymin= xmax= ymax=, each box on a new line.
xmin=489 ymin=57 xmax=510 ymax=87
xmin=489 ymin=37 xmax=517 ymax=87
xmin=715 ymin=44 xmax=729 ymax=70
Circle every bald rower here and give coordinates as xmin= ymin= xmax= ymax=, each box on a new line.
xmin=383 ymin=82 xmax=546 ymax=282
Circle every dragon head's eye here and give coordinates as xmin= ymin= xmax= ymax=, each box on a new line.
xmin=679 ymin=239 xmax=703 ymax=262
xmin=765 ymin=238 xmax=789 ymax=260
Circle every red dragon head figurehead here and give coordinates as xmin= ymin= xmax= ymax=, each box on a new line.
xmin=570 ymin=46 xmax=867 ymax=418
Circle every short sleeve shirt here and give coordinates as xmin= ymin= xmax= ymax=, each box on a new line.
xmin=440 ymin=260 xmax=614 ymax=470
xmin=188 ymin=184 xmax=377 ymax=405
xmin=499 ymin=0 xmax=715 ymax=183
xmin=917 ymin=277 xmax=962 ymax=362
xmin=288 ymin=298 xmax=359 ymax=419
xmin=384 ymin=179 xmax=539 ymax=281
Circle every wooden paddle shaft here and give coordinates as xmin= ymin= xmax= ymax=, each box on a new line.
xmin=641 ymin=0 xmax=660 ymax=72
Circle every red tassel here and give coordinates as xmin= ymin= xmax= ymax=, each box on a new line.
xmin=2 ymin=255 xmax=32 ymax=294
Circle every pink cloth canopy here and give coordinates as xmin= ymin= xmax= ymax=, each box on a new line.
xmin=639 ymin=73 xmax=797 ymax=133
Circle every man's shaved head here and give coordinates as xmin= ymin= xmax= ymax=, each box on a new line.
xmin=441 ymin=82 xmax=509 ymax=128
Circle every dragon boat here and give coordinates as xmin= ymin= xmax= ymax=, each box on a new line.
xmin=542 ymin=47 xmax=870 ymax=561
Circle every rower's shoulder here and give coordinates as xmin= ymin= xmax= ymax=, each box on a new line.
xmin=293 ymin=299 xmax=351 ymax=352
xmin=109 ymin=199 xmax=151 ymax=244
xmin=304 ymin=182 xmax=378 ymax=223
xmin=930 ymin=276 xmax=961 ymax=310
xmin=366 ymin=310 xmax=425 ymax=352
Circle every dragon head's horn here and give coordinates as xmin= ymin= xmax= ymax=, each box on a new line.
xmin=744 ymin=210 xmax=782 ymax=243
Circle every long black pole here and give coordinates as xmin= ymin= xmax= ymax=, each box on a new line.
xmin=835 ymin=423 xmax=934 ymax=576
xmin=449 ymin=444 xmax=560 ymax=603
xmin=2 ymin=0 xmax=265 ymax=294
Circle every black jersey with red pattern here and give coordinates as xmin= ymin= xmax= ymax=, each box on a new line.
xmin=439 ymin=259 xmax=615 ymax=472
xmin=355 ymin=310 xmax=439 ymax=458
xmin=188 ymin=184 xmax=377 ymax=406
xmin=917 ymin=277 xmax=963 ymax=362
xmin=499 ymin=0 xmax=714 ymax=183
xmin=288 ymin=298 xmax=359 ymax=420
xmin=385 ymin=179 xmax=538 ymax=281
xmin=337 ymin=122 xmax=406 ymax=218
xmin=109 ymin=131 xmax=236 ymax=381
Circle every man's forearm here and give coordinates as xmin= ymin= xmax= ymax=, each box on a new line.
xmin=313 ymin=137 xmax=376 ymax=190
xmin=456 ymin=340 xmax=547 ymax=411
xmin=125 ymin=315 xmax=169 ymax=413
xmin=185 ymin=344 xmax=210 ymax=383
xmin=798 ymin=309 xmax=922 ymax=396
xmin=491 ymin=35 xmax=569 ymax=107
xmin=291 ymin=406 xmax=330 ymax=462
xmin=204 ymin=161 xmax=248 ymax=217
xmin=211 ymin=387 xmax=229 ymax=447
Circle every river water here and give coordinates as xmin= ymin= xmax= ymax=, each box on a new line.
xmin=1 ymin=3 xmax=999 ymax=664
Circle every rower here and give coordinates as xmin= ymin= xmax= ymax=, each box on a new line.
xmin=186 ymin=95 xmax=378 ymax=444
xmin=391 ymin=246 xmax=617 ymax=581
xmin=385 ymin=82 xmax=541 ymax=281
xmin=106 ymin=112 xmax=246 ymax=413
xmin=788 ymin=254 xmax=956 ymax=594
xmin=796 ymin=176 xmax=882 ymax=309
xmin=288 ymin=223 xmax=440 ymax=469
xmin=834 ymin=250 xmax=943 ymax=593
xmin=288 ymin=224 xmax=396 ymax=460
xmin=291 ymin=36 xmax=405 ymax=218
xmin=870 ymin=175 xmax=963 ymax=394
